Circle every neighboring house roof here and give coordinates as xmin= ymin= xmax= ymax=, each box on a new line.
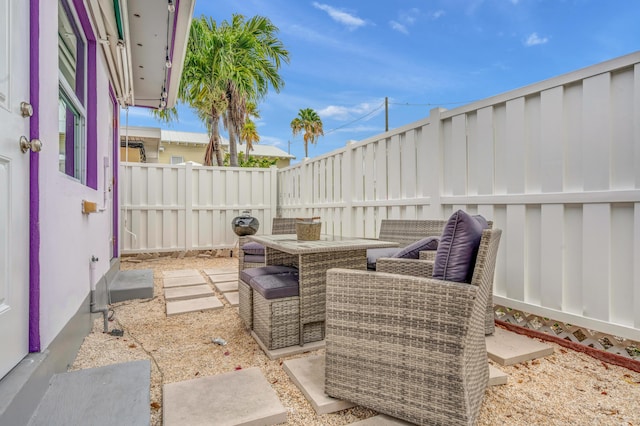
xmin=121 ymin=126 xmax=295 ymax=160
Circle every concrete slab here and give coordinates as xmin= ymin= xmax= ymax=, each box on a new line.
xmin=163 ymin=269 xmax=201 ymax=278
xmin=223 ymin=291 xmax=239 ymax=306
xmin=163 ymin=275 xmax=207 ymax=288
xmin=203 ymin=267 xmax=237 ymax=276
xmin=166 ymin=297 xmax=224 ymax=316
xmin=283 ymin=355 xmax=355 ymax=415
xmin=29 ymin=360 xmax=150 ymax=426
xmin=163 ymin=367 xmax=287 ymax=426
xmin=109 ymin=270 xmax=154 ymax=303
xmin=164 ymin=285 xmax=214 ymax=301
xmin=214 ymin=280 xmax=238 ymax=293
xmin=349 ymin=415 xmax=413 ymax=425
xmin=251 ymin=331 xmax=325 ymax=360
xmin=489 ymin=365 xmax=508 ymax=386
xmin=486 ymin=327 xmax=554 ymax=366
xmin=209 ymin=273 xmax=239 ymax=284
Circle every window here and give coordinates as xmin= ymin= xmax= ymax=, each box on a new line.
xmin=171 ymin=156 xmax=184 ymax=165
xmin=58 ymin=0 xmax=86 ymax=182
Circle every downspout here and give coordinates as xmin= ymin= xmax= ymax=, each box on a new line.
xmin=29 ymin=0 xmax=41 ymax=353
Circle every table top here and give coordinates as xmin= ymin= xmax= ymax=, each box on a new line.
xmin=249 ymin=234 xmax=398 ymax=255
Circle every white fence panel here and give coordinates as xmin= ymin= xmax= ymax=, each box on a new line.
xmin=121 ymin=163 xmax=277 ymax=253
xmin=277 ymin=52 xmax=640 ymax=342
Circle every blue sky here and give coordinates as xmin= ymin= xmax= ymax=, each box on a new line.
xmin=123 ymin=0 xmax=640 ymax=163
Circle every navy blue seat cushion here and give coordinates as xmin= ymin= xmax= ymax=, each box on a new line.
xmin=433 ymin=210 xmax=489 ymax=283
xmin=391 ymin=236 xmax=439 ymax=259
xmin=243 ymin=254 xmax=265 ymax=264
xmin=250 ymin=272 xmax=299 ymax=299
xmin=366 ymin=247 xmax=402 ymax=270
xmin=242 ymin=241 xmax=265 ymax=255
xmin=240 ymin=265 xmax=298 ymax=284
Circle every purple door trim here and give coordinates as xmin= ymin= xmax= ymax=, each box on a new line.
xmin=29 ymin=0 xmax=41 ymax=353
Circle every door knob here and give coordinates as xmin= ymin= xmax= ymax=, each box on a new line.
xmin=20 ymin=136 xmax=42 ymax=153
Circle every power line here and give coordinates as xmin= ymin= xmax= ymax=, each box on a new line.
xmin=324 ymin=102 xmax=385 ymax=135
xmin=389 ymin=100 xmax=477 ymax=107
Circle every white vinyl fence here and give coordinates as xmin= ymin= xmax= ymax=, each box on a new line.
xmin=278 ymin=51 xmax=640 ymax=344
xmin=120 ymin=162 xmax=278 ymax=253
xmin=120 ymin=52 xmax=640 ymax=346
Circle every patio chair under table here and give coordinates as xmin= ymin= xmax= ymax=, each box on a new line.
xmin=241 ymin=234 xmax=399 ymax=350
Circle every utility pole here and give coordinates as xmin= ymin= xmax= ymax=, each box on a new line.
xmin=385 ymin=97 xmax=389 ymax=132
xmin=288 ymin=140 xmax=291 ymax=154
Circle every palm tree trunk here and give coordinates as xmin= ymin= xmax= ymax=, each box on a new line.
xmin=228 ymin=126 xmax=239 ymax=167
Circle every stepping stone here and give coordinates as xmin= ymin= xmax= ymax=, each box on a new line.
xmin=203 ymin=267 xmax=237 ymax=276
xmin=163 ymin=367 xmax=287 ymax=426
xmin=251 ymin=331 xmax=325 ymax=360
xmin=166 ymin=296 xmax=223 ymax=316
xmin=283 ymin=355 xmax=355 ymax=415
xmin=29 ymin=360 xmax=151 ymax=426
xmin=163 ymin=269 xmax=201 ymax=278
xmin=349 ymin=415 xmax=413 ymax=425
xmin=164 ymin=284 xmax=214 ymax=301
xmin=209 ymin=273 xmax=238 ymax=284
xmin=163 ymin=275 xmax=207 ymax=288
xmin=110 ymin=269 xmax=154 ymax=303
xmin=222 ymin=291 xmax=239 ymax=306
xmin=214 ymin=280 xmax=238 ymax=293
xmin=489 ymin=365 xmax=508 ymax=386
xmin=486 ymin=327 xmax=554 ymax=366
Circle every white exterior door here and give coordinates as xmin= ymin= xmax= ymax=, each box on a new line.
xmin=0 ymin=0 xmax=32 ymax=379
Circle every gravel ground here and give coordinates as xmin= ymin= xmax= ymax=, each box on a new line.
xmin=70 ymin=255 xmax=640 ymax=425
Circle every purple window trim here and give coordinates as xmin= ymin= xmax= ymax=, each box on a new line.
xmin=29 ymin=0 xmax=41 ymax=353
xmin=109 ymin=86 xmax=119 ymax=260
xmin=69 ymin=0 xmax=97 ymax=189
xmin=64 ymin=106 xmax=75 ymax=176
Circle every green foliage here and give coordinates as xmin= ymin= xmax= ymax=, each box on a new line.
xmin=223 ymin=152 xmax=277 ymax=168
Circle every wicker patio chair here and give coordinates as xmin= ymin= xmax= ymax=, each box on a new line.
xmin=238 ymin=217 xmax=298 ymax=271
xmin=325 ymin=228 xmax=502 ymax=426
xmin=376 ymin=221 xmax=496 ymax=335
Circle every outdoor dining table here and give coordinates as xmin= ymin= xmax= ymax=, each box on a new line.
xmin=248 ymin=233 xmax=399 ymax=347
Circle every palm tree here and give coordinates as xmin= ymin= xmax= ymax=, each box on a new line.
xmin=240 ymin=120 xmax=259 ymax=158
xmin=218 ymin=14 xmax=289 ymax=166
xmin=291 ymin=108 xmax=324 ymax=158
xmin=176 ymin=14 xmax=289 ymax=166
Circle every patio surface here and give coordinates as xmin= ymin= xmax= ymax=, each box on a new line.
xmin=69 ymin=256 xmax=640 ymax=426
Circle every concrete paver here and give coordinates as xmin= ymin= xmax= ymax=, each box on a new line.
xmin=163 ymin=275 xmax=207 ymax=288
xmin=486 ymin=327 xmax=554 ymax=365
xmin=349 ymin=415 xmax=413 ymax=425
xmin=163 ymin=269 xmax=201 ymax=278
xmin=164 ymin=285 xmax=215 ymax=301
xmin=203 ymin=267 xmax=237 ymax=276
xmin=166 ymin=296 xmax=224 ymax=316
xmin=209 ymin=273 xmax=239 ymax=284
xmin=163 ymin=367 xmax=286 ymax=426
xmin=214 ymin=281 xmax=238 ymax=293
xmin=222 ymin=291 xmax=239 ymax=306
xmin=283 ymin=355 xmax=355 ymax=415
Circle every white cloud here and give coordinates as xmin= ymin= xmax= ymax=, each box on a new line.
xmin=312 ymin=2 xmax=366 ymax=30
xmin=431 ymin=10 xmax=445 ymax=19
xmin=389 ymin=20 xmax=408 ymax=35
xmin=524 ymin=32 xmax=549 ymax=46
xmin=317 ymin=102 xmax=383 ymax=121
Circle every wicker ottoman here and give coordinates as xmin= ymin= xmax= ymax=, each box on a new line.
xmin=238 ymin=265 xmax=298 ymax=329
xmin=250 ymin=273 xmax=300 ymax=350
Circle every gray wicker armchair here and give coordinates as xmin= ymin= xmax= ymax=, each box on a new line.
xmin=325 ymin=228 xmax=502 ymax=426
xmin=376 ymin=221 xmax=495 ymax=336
